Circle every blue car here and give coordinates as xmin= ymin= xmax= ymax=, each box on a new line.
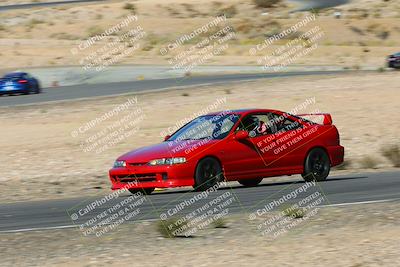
xmin=387 ymin=52 xmax=400 ymax=69
xmin=0 ymin=72 xmax=41 ymax=96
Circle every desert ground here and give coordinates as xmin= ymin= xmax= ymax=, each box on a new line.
xmin=1 ymin=201 xmax=399 ymax=266
xmin=0 ymin=71 xmax=398 ymax=203
xmin=0 ymin=0 xmax=399 ymax=71
xmin=0 ymin=1 xmax=399 ymax=266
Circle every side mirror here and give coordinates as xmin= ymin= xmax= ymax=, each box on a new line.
xmin=164 ymin=135 xmax=171 ymax=141
xmin=234 ymin=130 xmax=249 ymax=140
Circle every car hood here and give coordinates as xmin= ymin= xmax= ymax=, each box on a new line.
xmin=118 ymin=139 xmax=218 ymax=163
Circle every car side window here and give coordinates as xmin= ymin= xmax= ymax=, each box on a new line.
xmin=236 ymin=114 xmax=270 ymax=138
xmin=266 ymin=113 xmax=302 ymax=134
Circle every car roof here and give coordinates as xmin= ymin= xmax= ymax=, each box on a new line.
xmin=206 ymin=109 xmax=279 ymax=116
xmin=3 ymin=72 xmax=27 ymax=77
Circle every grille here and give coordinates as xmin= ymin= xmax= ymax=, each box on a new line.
xmin=128 ymin=162 xmax=147 ymax=166
xmin=117 ymin=174 xmax=157 ymax=183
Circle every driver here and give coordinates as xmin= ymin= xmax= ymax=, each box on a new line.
xmin=241 ymin=116 xmax=268 ymax=137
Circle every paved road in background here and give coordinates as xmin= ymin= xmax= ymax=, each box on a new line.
xmin=0 ymin=0 xmax=105 ymax=11
xmin=0 ymin=171 xmax=399 ymax=233
xmin=0 ymin=70 xmax=348 ymax=107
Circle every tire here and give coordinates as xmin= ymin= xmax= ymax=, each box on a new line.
xmin=128 ymin=188 xmax=154 ymax=195
xmin=238 ymin=178 xmax=263 ymax=187
xmin=194 ymin=157 xmax=223 ymax=191
xmin=302 ymin=148 xmax=330 ymax=182
xmin=34 ymin=85 xmax=41 ymax=94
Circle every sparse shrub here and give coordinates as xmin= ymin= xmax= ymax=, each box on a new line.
xmin=349 ymin=26 xmax=364 ymax=36
xmin=335 ymin=159 xmax=352 ymax=170
xmin=381 ymin=144 xmax=400 ymax=167
xmin=26 ymin=19 xmax=45 ymax=29
xmin=359 ymin=156 xmax=379 ymax=169
xmin=181 ymin=92 xmax=190 ymax=97
xmin=253 ymin=0 xmax=281 ymax=8
xmin=165 ymin=6 xmax=181 ymax=17
xmin=212 ymin=218 xmax=228 ymax=228
xmin=50 ymin=32 xmax=80 ymax=40
xmin=376 ymin=30 xmax=390 ymax=40
xmin=157 ymin=217 xmax=191 ymax=238
xmin=219 ymin=5 xmax=237 ymax=18
xmin=282 ymin=205 xmax=305 ymax=219
xmin=211 ymin=1 xmax=223 ymax=10
xmin=0 ymin=24 xmax=5 ymax=31
xmin=377 ymin=67 xmax=385 ymax=72
xmin=224 ymin=89 xmax=232 ymax=94
xmin=235 ymin=19 xmax=253 ymax=34
xmin=123 ymin=3 xmax=136 ymax=12
xmin=86 ymin=26 xmax=103 ymax=37
xmin=181 ymin=3 xmax=197 ymax=14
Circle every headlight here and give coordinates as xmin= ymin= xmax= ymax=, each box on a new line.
xmin=113 ymin=160 xmax=126 ymax=168
xmin=148 ymin=157 xmax=186 ymax=166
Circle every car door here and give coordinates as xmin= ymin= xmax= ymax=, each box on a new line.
xmin=220 ymin=113 xmax=272 ymax=180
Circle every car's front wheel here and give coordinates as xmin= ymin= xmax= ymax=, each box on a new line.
xmin=128 ymin=188 xmax=154 ymax=195
xmin=302 ymin=148 xmax=330 ymax=182
xmin=238 ymin=178 xmax=263 ymax=187
xmin=194 ymin=157 xmax=223 ymax=191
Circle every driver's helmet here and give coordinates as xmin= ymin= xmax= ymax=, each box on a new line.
xmin=242 ymin=116 xmax=259 ymax=132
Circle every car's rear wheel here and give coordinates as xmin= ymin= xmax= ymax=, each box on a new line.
xmin=302 ymin=148 xmax=330 ymax=182
xmin=238 ymin=178 xmax=263 ymax=187
xmin=194 ymin=157 xmax=223 ymax=191
xmin=34 ymin=85 xmax=41 ymax=94
xmin=128 ymin=188 xmax=154 ymax=195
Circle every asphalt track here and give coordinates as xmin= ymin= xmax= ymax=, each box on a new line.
xmin=0 ymin=171 xmax=399 ymax=233
xmin=0 ymin=0 xmax=349 ymax=12
xmin=0 ymin=70 xmax=347 ymax=107
xmin=0 ymin=0 xmax=105 ymax=11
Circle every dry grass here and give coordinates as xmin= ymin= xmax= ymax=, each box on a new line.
xmin=359 ymin=156 xmax=379 ymax=169
xmin=381 ymin=144 xmax=400 ymax=167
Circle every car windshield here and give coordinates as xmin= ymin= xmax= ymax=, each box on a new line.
xmin=168 ymin=113 xmax=240 ymax=141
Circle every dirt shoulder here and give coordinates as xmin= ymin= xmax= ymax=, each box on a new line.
xmin=1 ymin=201 xmax=399 ymax=266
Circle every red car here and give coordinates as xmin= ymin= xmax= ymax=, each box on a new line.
xmin=109 ymin=109 xmax=344 ymax=194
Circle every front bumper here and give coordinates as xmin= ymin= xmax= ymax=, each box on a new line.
xmin=0 ymin=88 xmax=29 ymax=94
xmin=388 ymin=59 xmax=400 ymax=68
xmin=109 ymin=163 xmax=195 ymax=190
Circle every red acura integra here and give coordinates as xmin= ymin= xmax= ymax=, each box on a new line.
xmin=109 ymin=109 xmax=344 ymax=195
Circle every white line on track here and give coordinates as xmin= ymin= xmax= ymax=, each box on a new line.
xmin=1 ymin=198 xmax=399 ymax=234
